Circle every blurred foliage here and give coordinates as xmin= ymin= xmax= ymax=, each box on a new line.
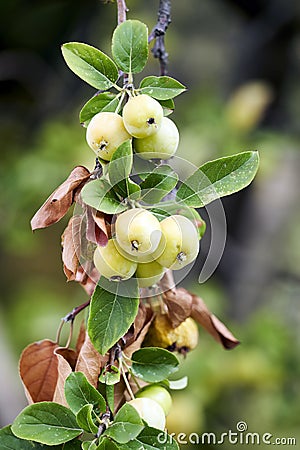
xmin=0 ymin=0 xmax=300 ymax=446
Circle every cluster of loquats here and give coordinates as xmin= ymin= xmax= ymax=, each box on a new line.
xmin=86 ymin=94 xmax=179 ymax=162
xmin=93 ymin=209 xmax=199 ymax=287
xmin=86 ymin=93 xmax=199 ymax=288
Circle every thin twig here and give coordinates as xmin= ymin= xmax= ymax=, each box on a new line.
xmin=149 ymin=0 xmax=172 ymax=75
xmin=63 ymin=299 xmax=91 ymax=322
xmin=116 ymin=0 xmax=129 ymax=86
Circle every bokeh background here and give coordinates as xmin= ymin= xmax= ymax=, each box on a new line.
xmin=1 ymin=0 xmax=300 ymax=447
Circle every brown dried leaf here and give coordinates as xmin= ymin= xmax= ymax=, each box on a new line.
xmin=62 ymin=215 xmax=83 ymax=281
xmin=55 ymin=347 xmax=78 ymax=371
xmin=31 ymin=166 xmax=90 ymax=230
xmin=163 ymin=288 xmax=193 ymax=328
xmin=52 ymin=349 xmax=72 ymax=407
xmin=76 ymin=320 xmax=86 ymax=355
xmin=19 ymin=339 xmax=59 ymax=403
xmin=75 ymin=266 xmax=99 ymax=296
xmin=159 ymin=269 xmax=176 ymax=293
xmin=124 ymin=304 xmax=154 ymax=359
xmin=75 ymin=332 xmax=107 ymax=387
xmin=86 ymin=208 xmax=109 ymax=247
xmin=191 ymin=295 xmax=240 ymax=349
xmin=124 ymin=315 xmax=154 ymax=359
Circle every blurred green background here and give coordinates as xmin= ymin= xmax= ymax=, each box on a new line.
xmin=1 ymin=0 xmax=300 ymax=447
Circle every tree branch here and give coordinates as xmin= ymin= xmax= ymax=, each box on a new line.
xmin=149 ymin=0 xmax=172 ymax=75
xmin=117 ymin=0 xmax=128 ymax=24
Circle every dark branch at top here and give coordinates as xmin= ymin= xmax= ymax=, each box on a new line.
xmin=149 ymin=0 xmax=172 ymax=76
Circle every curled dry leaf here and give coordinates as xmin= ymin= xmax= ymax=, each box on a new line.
xmin=61 ymin=215 xmax=83 ymax=281
xmin=159 ymin=269 xmax=176 ymax=294
xmin=76 ymin=320 xmax=87 ymax=356
xmin=30 ymin=166 xmax=90 ymax=231
xmin=75 ymin=266 xmax=99 ymax=296
xmin=75 ymin=331 xmax=107 ymax=388
xmin=163 ymin=287 xmax=193 ymax=328
xmin=52 ymin=349 xmax=73 ymax=407
xmin=19 ymin=339 xmax=60 ymax=404
xmin=86 ymin=207 xmax=109 ymax=247
xmin=191 ymin=294 xmax=240 ymax=350
xmin=124 ymin=304 xmax=154 ymax=359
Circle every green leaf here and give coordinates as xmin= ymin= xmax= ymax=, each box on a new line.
xmin=81 ymin=178 xmax=127 ymax=214
xmin=80 ymin=93 xmax=120 ymax=126
xmin=0 ymin=425 xmax=53 ymax=449
xmin=140 ymin=76 xmax=186 ymax=100
xmin=11 ymin=402 xmax=82 ymax=446
xmin=140 ymin=165 xmax=178 ymax=204
xmin=97 ymin=438 xmax=120 ymax=450
xmin=99 ymin=365 xmax=121 ymax=385
xmin=112 ymin=20 xmax=148 ymax=74
xmin=76 ymin=404 xmax=98 ymax=434
xmin=82 ymin=441 xmax=98 ymax=450
xmin=159 ymin=98 xmax=175 ymax=117
xmin=61 ymin=42 xmax=118 ymax=90
xmin=108 ymin=141 xmax=135 ymax=198
xmin=0 ymin=426 xmax=82 ymax=450
xmin=105 ymin=385 xmax=115 ymax=414
xmin=131 ymin=348 xmax=179 ymax=383
xmin=88 ymin=277 xmax=139 ymax=355
xmin=134 ymin=427 xmax=179 ymax=450
xmin=176 ymin=151 xmax=259 ymax=207
xmin=65 ymin=372 xmax=106 ymax=416
xmin=104 ymin=404 xmax=144 ymax=444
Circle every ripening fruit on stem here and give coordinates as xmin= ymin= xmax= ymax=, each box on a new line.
xmin=86 ymin=112 xmax=131 ymax=161
xmin=93 ymin=239 xmax=137 ymax=281
xmin=115 ymin=208 xmax=162 ymax=261
xmin=134 ymin=117 xmax=179 ymax=160
xmin=127 ymin=398 xmax=166 ymax=430
xmin=135 ymin=261 xmax=165 ymax=288
xmin=122 ymin=94 xmax=163 ymax=138
xmin=136 ymin=385 xmax=172 ymax=416
xmin=155 ymin=215 xmax=199 ymax=270
xmin=144 ymin=315 xmax=199 ymax=353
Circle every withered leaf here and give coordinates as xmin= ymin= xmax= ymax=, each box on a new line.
xmin=62 ymin=215 xmax=83 ymax=281
xmin=191 ymin=295 xmax=240 ymax=349
xmin=124 ymin=303 xmax=154 ymax=359
xmin=19 ymin=339 xmax=59 ymax=403
xmin=76 ymin=320 xmax=86 ymax=356
xmin=75 ymin=266 xmax=99 ymax=296
xmin=55 ymin=347 xmax=78 ymax=371
xmin=52 ymin=349 xmax=73 ymax=407
xmin=75 ymin=332 xmax=107 ymax=387
xmin=159 ymin=269 xmax=176 ymax=293
xmin=163 ymin=288 xmax=193 ymax=328
xmin=31 ymin=166 xmax=90 ymax=230
xmin=86 ymin=207 xmax=109 ymax=247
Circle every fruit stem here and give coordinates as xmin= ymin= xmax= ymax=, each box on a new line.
xmin=121 ymin=365 xmax=135 ymax=400
xmin=122 ymin=358 xmax=141 ymax=389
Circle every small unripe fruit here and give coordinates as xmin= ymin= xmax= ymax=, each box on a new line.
xmin=115 ymin=209 xmax=162 ymax=261
xmin=122 ymin=94 xmax=163 ymax=138
xmin=86 ymin=112 xmax=131 ymax=161
xmin=136 ymin=385 xmax=172 ymax=416
xmin=134 ymin=117 xmax=179 ymax=160
xmin=135 ymin=261 xmax=165 ymax=288
xmin=127 ymin=398 xmax=166 ymax=430
xmin=155 ymin=215 xmax=199 ymax=270
xmin=93 ymin=239 xmax=137 ymax=281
